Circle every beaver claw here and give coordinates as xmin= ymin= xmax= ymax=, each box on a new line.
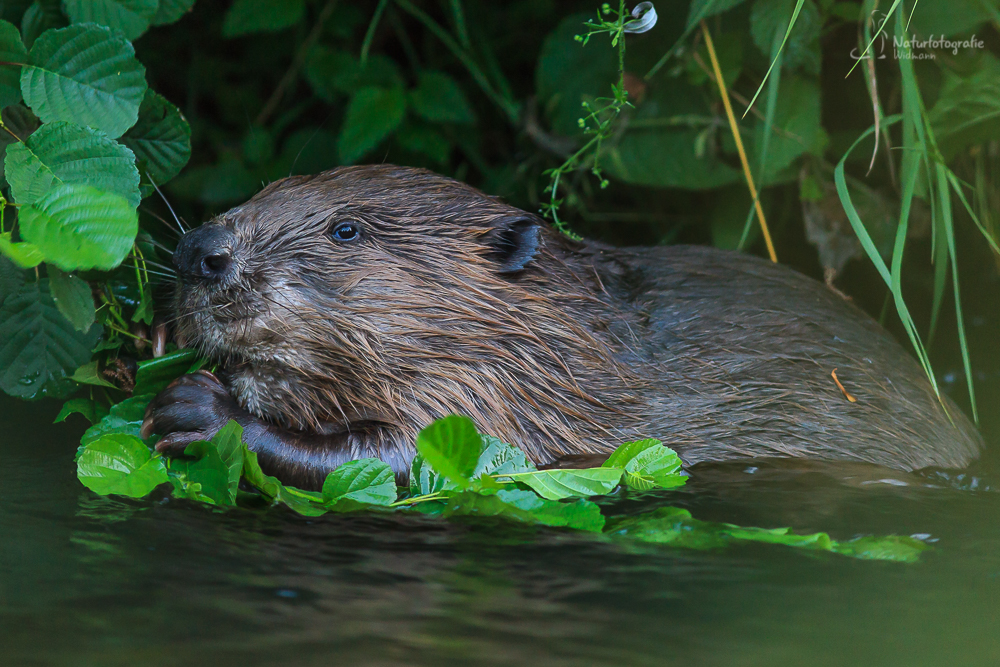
xmin=141 ymin=370 xmax=245 ymax=456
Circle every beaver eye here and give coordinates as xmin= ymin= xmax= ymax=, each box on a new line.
xmin=332 ymin=222 xmax=360 ymax=243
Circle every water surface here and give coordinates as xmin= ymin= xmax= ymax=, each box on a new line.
xmin=3 ymin=388 xmax=999 ymax=666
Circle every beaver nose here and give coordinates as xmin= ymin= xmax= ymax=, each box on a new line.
xmin=173 ymin=225 xmax=236 ymax=282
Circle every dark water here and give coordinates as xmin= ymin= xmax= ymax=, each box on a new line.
xmin=3 ymin=385 xmax=1000 ymax=667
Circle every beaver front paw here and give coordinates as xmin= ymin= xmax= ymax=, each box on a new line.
xmin=140 ymin=370 xmax=246 ymax=456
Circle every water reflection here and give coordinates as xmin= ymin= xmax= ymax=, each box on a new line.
xmin=2 ymin=392 xmax=1000 ymax=666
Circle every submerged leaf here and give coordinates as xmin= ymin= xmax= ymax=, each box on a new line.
xmin=442 ymin=488 xmax=605 ymax=532
xmin=606 ymin=508 xmax=927 ymax=562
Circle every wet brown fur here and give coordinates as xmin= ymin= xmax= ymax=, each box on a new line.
xmin=173 ymin=165 xmax=983 ymax=479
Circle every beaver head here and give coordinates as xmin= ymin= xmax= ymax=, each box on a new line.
xmin=170 ymin=165 xmax=644 ymax=462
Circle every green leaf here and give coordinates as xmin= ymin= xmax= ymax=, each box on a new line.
xmin=121 ymin=89 xmax=192 ymax=193
xmin=222 ymin=0 xmax=305 ymax=37
xmin=211 ymin=420 xmax=246 ymax=501
xmin=409 ymin=71 xmax=474 ymax=124
xmin=409 ymin=453 xmax=446 ymax=496
xmin=928 ymin=52 xmax=1000 ymax=161
xmin=442 ymin=488 xmax=605 ymax=532
xmin=744 ymin=75 xmax=825 ymax=185
xmin=18 ymin=183 xmax=138 ymax=271
xmin=240 ymin=445 xmax=282 ymax=499
xmin=55 ymin=397 xmax=108 ymax=424
xmin=0 ymin=277 xmax=101 ymax=398
xmin=414 ymin=415 xmax=482 ymax=489
xmin=5 ymin=120 xmax=141 ymax=207
xmin=20 ymin=2 xmax=67 ymax=52
xmin=70 ymin=359 xmax=116 ymax=389
xmin=169 ymin=439 xmax=235 ymax=506
xmin=338 ymin=85 xmax=406 ymax=164
xmin=504 ymin=467 xmax=622 ymax=500
xmin=81 ymin=394 xmax=154 ymax=446
xmin=473 ymin=435 xmax=536 ymax=477
xmin=47 ymin=265 xmax=95 ymax=332
xmin=603 ymin=439 xmax=686 ymax=491
xmin=152 ymin=0 xmax=196 ymax=26
xmin=536 ymin=13 xmax=618 ymax=137
xmin=908 ymin=0 xmax=995 ymax=37
xmin=321 ymin=458 xmax=397 ymax=506
xmin=395 ymin=122 xmax=451 ymax=165
xmin=0 ymin=232 xmax=44 ymax=268
xmin=132 ymin=348 xmax=199 ymax=396
xmin=0 ymin=254 xmax=25 ymax=299
xmin=410 ymin=435 xmax=534 ymax=496
xmin=21 ymin=23 xmax=147 ymax=138
xmin=77 ymin=433 xmax=168 ymax=497
xmin=603 ymin=79 xmax=741 ymax=190
xmin=0 ymin=105 xmax=41 ymax=186
xmin=0 ymin=19 xmax=27 ymax=108
xmin=63 ymin=0 xmax=159 ymax=41
xmin=304 ymin=46 xmax=402 ymax=102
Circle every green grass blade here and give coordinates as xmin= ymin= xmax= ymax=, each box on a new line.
xmin=946 ymin=169 xmax=1000 ymax=256
xmin=739 ymin=30 xmax=783 ymax=250
xmin=743 ymin=0 xmax=804 ymax=117
xmin=359 ymin=0 xmax=390 ymax=65
xmin=845 ymin=0 xmax=904 ymax=78
xmin=936 ymin=162 xmax=978 ymax=423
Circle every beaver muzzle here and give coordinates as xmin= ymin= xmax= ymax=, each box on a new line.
xmin=173 ymin=224 xmax=236 ymax=284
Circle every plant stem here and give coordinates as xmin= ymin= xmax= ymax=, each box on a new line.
xmin=700 ymin=20 xmax=777 ymax=263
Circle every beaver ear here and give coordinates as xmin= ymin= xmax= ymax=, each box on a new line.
xmin=491 ymin=216 xmax=541 ymax=274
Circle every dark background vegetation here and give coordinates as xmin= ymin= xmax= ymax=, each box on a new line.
xmin=5 ymin=0 xmax=997 ymax=442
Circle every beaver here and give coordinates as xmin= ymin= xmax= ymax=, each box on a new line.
xmin=141 ymin=165 xmax=983 ymax=490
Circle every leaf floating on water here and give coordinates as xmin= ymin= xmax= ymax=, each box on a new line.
xmin=503 ymin=468 xmax=623 ymax=500
xmin=603 ymin=439 xmax=687 ymax=491
xmin=322 ymin=458 xmax=397 ymax=507
xmin=77 ymin=433 xmax=168 ymax=497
